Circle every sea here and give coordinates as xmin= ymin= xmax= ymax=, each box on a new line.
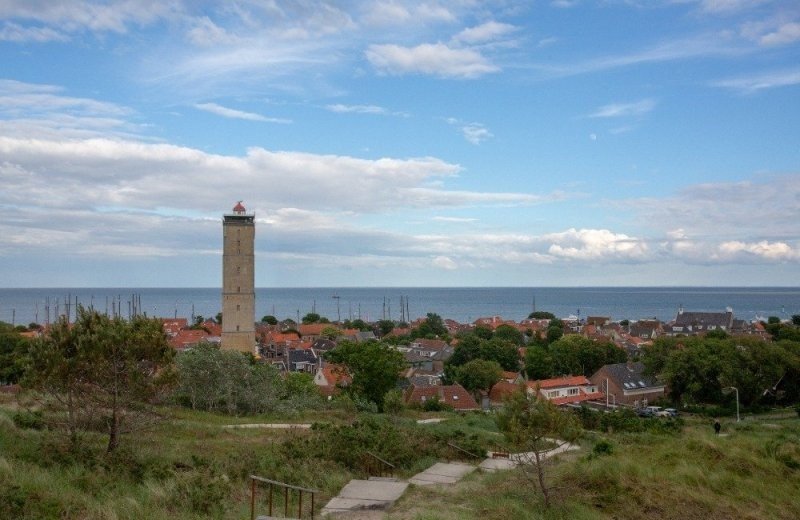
xmin=0 ymin=287 xmax=799 ymax=327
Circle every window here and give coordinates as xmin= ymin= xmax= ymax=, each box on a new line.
xmin=547 ymin=390 xmax=559 ymax=398
xmin=236 ymin=304 xmax=240 ymax=311
xmin=236 ymin=325 xmax=240 ymax=332
xmin=568 ymin=388 xmax=579 ymax=396
xmin=452 ymin=395 xmax=459 ymax=400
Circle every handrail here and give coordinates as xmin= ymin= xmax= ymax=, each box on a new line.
xmin=447 ymin=441 xmax=482 ymax=459
xmin=249 ymin=475 xmax=320 ymax=520
xmin=364 ymin=451 xmax=395 ymax=477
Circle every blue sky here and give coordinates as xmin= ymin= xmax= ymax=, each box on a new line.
xmin=0 ymin=0 xmax=798 ymax=287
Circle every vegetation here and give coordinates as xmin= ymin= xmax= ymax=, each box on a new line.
xmin=496 ymin=390 xmax=581 ymax=508
xmin=325 ymin=340 xmax=406 ymax=411
xmin=0 ymin=321 xmax=29 ymax=384
xmin=173 ymin=342 xmax=321 ymax=415
xmin=524 ymin=335 xmax=626 ymax=380
xmin=24 ymin=309 xmax=175 ymax=453
xmin=454 ymin=359 xmax=503 ymax=394
xmin=642 ymin=335 xmax=800 ymax=407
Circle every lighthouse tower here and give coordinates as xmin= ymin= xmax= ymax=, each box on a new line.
xmin=221 ymin=201 xmax=255 ymax=353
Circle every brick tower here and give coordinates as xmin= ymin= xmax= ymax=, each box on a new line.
xmin=221 ymin=201 xmax=255 ymax=353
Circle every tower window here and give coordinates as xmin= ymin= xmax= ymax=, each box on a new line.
xmin=236 ymin=304 xmax=240 ymax=311
xmin=236 ymin=325 xmax=240 ymax=332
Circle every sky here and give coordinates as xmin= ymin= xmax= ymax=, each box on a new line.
xmin=0 ymin=0 xmax=799 ymax=288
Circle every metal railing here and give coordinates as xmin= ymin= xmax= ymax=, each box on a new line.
xmin=249 ymin=475 xmax=320 ymax=520
xmin=488 ymin=445 xmax=510 ymax=459
xmin=446 ymin=441 xmax=483 ymax=459
xmin=364 ymin=451 xmax=396 ymax=478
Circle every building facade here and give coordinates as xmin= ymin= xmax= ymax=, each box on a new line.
xmin=221 ymin=202 xmax=255 ymax=353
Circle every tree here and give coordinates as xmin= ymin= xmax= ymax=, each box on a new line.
xmin=496 ymin=390 xmax=581 ymax=508
xmin=302 ymin=312 xmax=322 ymax=324
xmin=0 ymin=322 xmax=29 ymax=384
xmin=321 ymin=326 xmax=342 ymax=340
xmin=528 ymin=311 xmax=556 ymax=320
xmin=325 ymin=340 xmax=406 ymax=411
xmin=376 ymin=320 xmax=394 ymax=336
xmin=174 ymin=342 xmax=284 ymax=414
xmin=456 ymin=359 xmax=503 ymax=394
xmin=793 ymin=315 xmax=800 ymax=327
xmin=413 ymin=313 xmax=448 ymax=338
xmin=473 ymin=326 xmax=493 ymax=340
xmin=525 ymin=346 xmax=554 ymax=380
xmin=495 ymin=324 xmax=524 ymax=346
xmin=215 ymin=312 xmax=222 ymax=324
xmin=25 ymin=309 xmax=176 ymax=453
xmin=261 ymin=315 xmax=278 ymax=325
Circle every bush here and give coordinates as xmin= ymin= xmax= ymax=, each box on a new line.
xmin=383 ymin=389 xmax=404 ymax=415
xmin=422 ymin=396 xmax=452 ymax=412
xmin=591 ymin=439 xmax=614 ymax=458
xmin=12 ymin=410 xmax=44 ymax=430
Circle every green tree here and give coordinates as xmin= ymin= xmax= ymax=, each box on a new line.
xmin=261 ymin=315 xmax=278 ymax=325
xmin=25 ymin=309 xmax=176 ymax=453
xmin=524 ymin=346 xmax=554 ymax=380
xmin=302 ymin=313 xmax=322 ymax=324
xmin=321 ymin=326 xmax=342 ymax=340
xmin=174 ymin=342 xmax=284 ymax=414
xmin=376 ymin=320 xmax=395 ymax=336
xmin=496 ymin=390 xmax=581 ymax=508
xmin=0 ymin=322 xmax=29 ymax=384
xmin=473 ymin=326 xmax=493 ymax=340
xmin=792 ymin=315 xmax=800 ymax=326
xmin=413 ymin=313 xmax=448 ymax=338
xmin=456 ymin=359 xmax=503 ymax=394
xmin=528 ymin=311 xmax=556 ymax=320
xmin=325 ymin=340 xmax=406 ymax=411
xmin=494 ymin=324 xmax=524 ymax=345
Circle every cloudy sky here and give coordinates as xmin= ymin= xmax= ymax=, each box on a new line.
xmin=1 ymin=0 xmax=799 ymax=288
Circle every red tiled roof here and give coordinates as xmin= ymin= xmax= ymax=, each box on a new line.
xmin=530 ymin=375 xmax=591 ymax=389
xmin=317 ymin=364 xmax=351 ymax=387
xmin=405 ymin=383 xmax=480 ymax=411
xmin=489 ymin=380 xmax=522 ymax=403
xmin=299 ymin=323 xmax=330 ymax=336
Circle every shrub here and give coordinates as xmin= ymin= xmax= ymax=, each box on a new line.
xmin=591 ymin=439 xmax=614 ymax=458
xmin=383 ymin=389 xmax=404 ymax=415
xmin=12 ymin=410 xmax=44 ymax=430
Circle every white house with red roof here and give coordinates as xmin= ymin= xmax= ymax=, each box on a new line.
xmin=528 ymin=375 xmax=604 ymax=406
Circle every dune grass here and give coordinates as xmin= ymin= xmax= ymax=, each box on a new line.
xmin=1 ymin=395 xmax=798 ymax=519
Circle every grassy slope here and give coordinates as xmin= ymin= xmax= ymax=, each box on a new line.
xmin=392 ymin=415 xmax=800 ymax=520
xmin=1 ymin=394 xmax=799 ymax=519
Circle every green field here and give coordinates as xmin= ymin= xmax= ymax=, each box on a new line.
xmin=1 ymin=394 xmax=798 ymax=519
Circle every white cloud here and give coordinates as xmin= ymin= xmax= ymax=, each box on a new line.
xmin=194 ymin=102 xmax=291 ymax=123
xmin=325 ymin=103 xmax=408 ymax=117
xmin=366 ymin=42 xmax=499 ymax=78
xmin=432 ymin=216 xmax=478 ymax=223
xmin=713 ymin=68 xmax=800 ymax=93
xmin=756 ymin=22 xmax=800 ymax=46
xmin=717 ymin=240 xmax=800 ymax=261
xmin=453 ymin=21 xmax=517 ymax=45
xmin=589 ymin=99 xmax=657 ymax=118
xmin=0 ymin=22 xmax=68 ymax=42
xmin=543 ymin=228 xmax=650 ymax=261
xmin=699 ymin=0 xmax=769 ymax=14
xmin=432 ymin=256 xmax=458 ymax=270
xmin=461 ymin=123 xmax=493 ymax=145
xmin=0 ymin=0 xmax=177 ymax=34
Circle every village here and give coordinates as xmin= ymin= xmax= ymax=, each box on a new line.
xmin=159 ymin=305 xmax=772 ymax=414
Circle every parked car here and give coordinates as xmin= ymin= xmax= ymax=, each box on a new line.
xmin=662 ymin=408 xmax=679 ymax=417
xmin=636 ymin=408 xmax=655 ymax=417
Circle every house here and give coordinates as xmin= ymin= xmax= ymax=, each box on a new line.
xmin=586 ymin=316 xmax=611 ymax=327
xmin=313 ymin=363 xmax=351 ymax=396
xmin=404 ymin=383 xmax=480 ymax=411
xmin=666 ymin=308 xmax=737 ymax=336
xmin=168 ymin=329 xmax=211 ymax=350
xmin=489 ymin=380 xmax=523 ymax=406
xmin=629 ymin=319 xmax=662 ymax=339
xmin=298 ymin=323 xmax=331 ymax=341
xmin=528 ymin=375 xmax=604 ymax=406
xmin=589 ymin=361 xmax=666 ymax=407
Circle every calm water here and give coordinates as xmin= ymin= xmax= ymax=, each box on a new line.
xmin=0 ymin=287 xmax=798 ymax=326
